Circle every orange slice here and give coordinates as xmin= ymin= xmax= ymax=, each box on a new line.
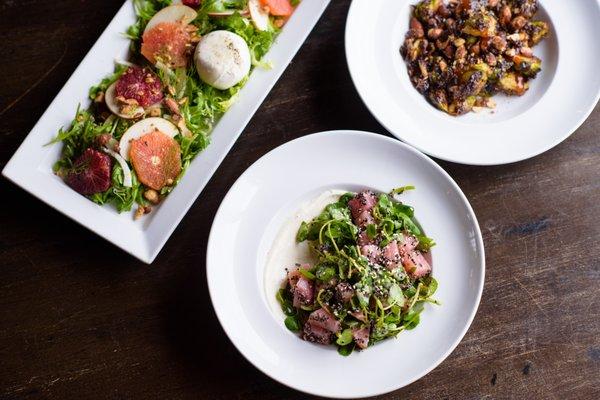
xmin=129 ymin=129 xmax=182 ymax=190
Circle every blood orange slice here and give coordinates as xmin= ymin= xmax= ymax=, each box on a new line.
xmin=141 ymin=22 xmax=192 ymax=68
xmin=115 ymin=66 xmax=163 ymax=107
xmin=66 ymin=148 xmax=112 ymax=195
xmin=129 ymin=129 xmax=182 ymax=190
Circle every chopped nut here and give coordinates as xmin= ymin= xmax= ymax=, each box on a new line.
xmin=167 ymin=85 xmax=176 ymax=96
xmin=438 ymin=59 xmax=448 ymax=71
xmin=511 ymin=16 xmax=527 ymax=30
xmin=504 ymin=48 xmax=517 ymax=57
xmin=147 ymin=107 xmax=161 ymax=117
xmin=409 ymin=17 xmax=424 ymax=38
xmin=134 ymin=206 xmax=145 ymax=220
xmin=453 ymin=38 xmax=466 ymax=47
xmin=95 ymin=133 xmax=112 ymax=147
xmin=427 ymin=28 xmax=443 ymax=39
xmin=437 ymin=3 xmax=451 ymax=17
xmin=507 ymin=32 xmax=522 ymax=42
xmin=273 ymin=18 xmax=285 ymax=29
xmin=178 ymin=97 xmax=188 ymax=105
xmin=418 ymin=60 xmax=428 ymax=78
xmin=455 ymin=45 xmax=467 ymax=60
xmin=491 ymin=35 xmax=507 ymax=51
xmin=485 ymin=53 xmax=497 ymax=66
xmin=176 ymin=117 xmax=193 ymax=138
xmin=94 ymin=91 xmax=105 ymax=103
xmin=520 ymin=46 xmax=533 ymax=57
xmin=144 ymin=189 xmax=160 ymax=204
xmin=500 ymin=5 xmax=511 ymax=25
xmin=166 ymin=178 xmax=174 ymax=186
xmin=436 ymin=37 xmax=450 ymax=50
xmin=165 ymin=97 xmax=181 ymax=115
xmin=443 ymin=45 xmax=454 ymax=59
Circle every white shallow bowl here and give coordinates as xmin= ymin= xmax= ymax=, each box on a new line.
xmin=207 ymin=131 xmax=485 ymax=398
xmin=345 ymin=0 xmax=600 ymax=165
xmin=1 ymin=0 xmax=330 ymax=263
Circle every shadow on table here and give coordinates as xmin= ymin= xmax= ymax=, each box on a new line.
xmin=161 ymin=251 xmax=318 ymax=399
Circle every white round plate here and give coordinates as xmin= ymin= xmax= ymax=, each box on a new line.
xmin=345 ymin=0 xmax=600 ymax=165
xmin=207 ymin=131 xmax=485 ymax=398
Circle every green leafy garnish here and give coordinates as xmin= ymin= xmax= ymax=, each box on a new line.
xmin=50 ymin=0 xmax=286 ymax=214
xmin=280 ymin=188 xmax=438 ymax=355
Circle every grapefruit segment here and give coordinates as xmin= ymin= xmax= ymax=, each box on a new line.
xmin=141 ymin=22 xmax=193 ymax=68
xmin=259 ymin=0 xmax=294 ymax=16
xmin=129 ymin=130 xmax=182 ymax=190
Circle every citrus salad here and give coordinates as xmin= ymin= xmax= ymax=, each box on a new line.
xmin=277 ymin=188 xmax=439 ymax=356
xmin=51 ymin=0 xmax=299 ymax=218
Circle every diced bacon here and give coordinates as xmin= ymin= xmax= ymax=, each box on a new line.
xmin=361 ymin=244 xmax=380 ymax=264
xmin=335 ymin=282 xmax=354 ymax=304
xmin=348 ymin=191 xmax=377 ymax=227
xmin=293 ymin=277 xmax=314 ymax=308
xmin=401 ymin=250 xmax=432 ymax=278
xmin=349 ymin=310 xmax=368 ymax=323
xmin=381 ymin=240 xmax=401 ymax=270
xmin=352 ymin=326 xmax=370 ymax=349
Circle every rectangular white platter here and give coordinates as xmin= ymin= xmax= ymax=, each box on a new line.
xmin=2 ymin=0 xmax=331 ymax=263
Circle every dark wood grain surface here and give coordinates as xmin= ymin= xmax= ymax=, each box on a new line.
xmin=1 ymin=1 xmax=599 ymax=399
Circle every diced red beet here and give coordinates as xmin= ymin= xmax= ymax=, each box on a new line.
xmin=115 ymin=66 xmax=163 ymax=107
xmin=348 ymin=191 xmax=377 ymax=227
xmin=66 ymin=148 xmax=112 ymax=195
xmin=401 ymin=250 xmax=432 ymax=278
xmin=293 ymin=277 xmax=314 ymax=308
xmin=352 ymin=326 xmax=370 ymax=349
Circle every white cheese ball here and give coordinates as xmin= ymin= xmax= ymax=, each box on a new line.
xmin=194 ymin=30 xmax=251 ymax=90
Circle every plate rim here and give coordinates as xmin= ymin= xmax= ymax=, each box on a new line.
xmin=344 ymin=0 xmax=600 ymax=166
xmin=206 ymin=130 xmax=486 ymax=398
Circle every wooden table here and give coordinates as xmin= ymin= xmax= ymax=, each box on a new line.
xmin=1 ymin=1 xmax=599 ymax=398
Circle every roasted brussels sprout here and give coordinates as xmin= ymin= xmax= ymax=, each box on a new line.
xmin=498 ymin=72 xmax=529 ymax=95
xmin=401 ymin=0 xmax=548 ymax=116
xmin=512 ymin=54 xmax=542 ymax=77
xmin=462 ymin=11 xmax=498 ymax=37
